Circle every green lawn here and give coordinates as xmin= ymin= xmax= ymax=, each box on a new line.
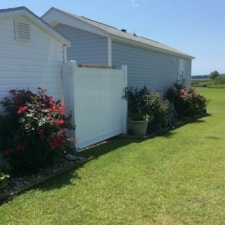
xmin=1 ymin=88 xmax=225 ymax=225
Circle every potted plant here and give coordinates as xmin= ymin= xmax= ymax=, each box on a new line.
xmin=129 ymin=112 xmax=150 ymax=136
xmin=124 ymin=86 xmax=150 ymax=136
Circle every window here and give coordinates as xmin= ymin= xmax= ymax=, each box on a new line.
xmin=14 ymin=19 xmax=30 ymax=42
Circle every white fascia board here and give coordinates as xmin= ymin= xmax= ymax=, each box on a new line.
xmin=42 ymin=10 xmax=108 ymax=38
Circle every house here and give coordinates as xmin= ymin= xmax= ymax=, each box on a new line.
xmin=0 ymin=7 xmax=70 ymax=102
xmin=42 ymin=7 xmax=194 ymax=92
xmin=0 ymin=7 xmax=128 ymax=149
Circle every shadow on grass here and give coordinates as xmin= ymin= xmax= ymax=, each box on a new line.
xmin=157 ymin=130 xmax=177 ymax=138
xmin=205 ymin=136 xmax=220 ymax=140
xmin=38 ymin=137 xmax=142 ymax=192
xmin=77 ymin=113 xmax=210 ymax=158
xmin=33 ymin=114 xmax=212 ymax=193
xmin=38 ymin=169 xmax=80 ymax=191
xmin=0 ymin=138 xmax=144 ymax=203
xmin=156 ymin=113 xmax=210 ymax=138
xmin=78 ymin=137 xmax=142 ymax=159
xmin=188 ymin=119 xmax=206 ymax=124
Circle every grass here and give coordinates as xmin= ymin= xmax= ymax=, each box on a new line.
xmin=1 ymin=88 xmax=225 ymax=225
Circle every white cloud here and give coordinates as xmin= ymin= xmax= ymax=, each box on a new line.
xmin=130 ymin=0 xmax=149 ymax=8
xmin=130 ymin=0 xmax=140 ymax=7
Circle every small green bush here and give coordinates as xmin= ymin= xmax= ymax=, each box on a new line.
xmin=0 ymin=170 xmax=10 ymax=190
xmin=0 ymin=88 xmax=75 ymax=175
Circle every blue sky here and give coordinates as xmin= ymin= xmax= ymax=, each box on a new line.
xmin=1 ymin=0 xmax=225 ymax=75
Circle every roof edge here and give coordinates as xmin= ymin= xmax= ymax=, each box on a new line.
xmin=110 ymin=34 xmax=194 ymax=59
xmin=42 ymin=7 xmax=108 ymax=37
xmin=42 ymin=7 xmax=194 ymax=59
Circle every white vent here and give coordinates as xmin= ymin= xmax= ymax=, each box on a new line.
xmin=14 ymin=20 xmax=30 ymax=42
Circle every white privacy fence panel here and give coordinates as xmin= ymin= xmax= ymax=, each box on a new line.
xmin=63 ymin=61 xmax=127 ymax=149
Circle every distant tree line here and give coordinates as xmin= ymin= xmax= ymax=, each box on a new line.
xmin=192 ymin=75 xmax=209 ymax=80
xmin=209 ymin=70 xmax=225 ymax=80
xmin=192 ymin=71 xmax=225 ymax=81
xmin=209 ymin=70 xmax=219 ymax=80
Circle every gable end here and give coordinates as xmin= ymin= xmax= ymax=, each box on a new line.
xmin=14 ymin=19 xmax=30 ymax=42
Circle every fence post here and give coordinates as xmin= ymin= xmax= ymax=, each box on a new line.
xmin=121 ymin=65 xmax=128 ymax=134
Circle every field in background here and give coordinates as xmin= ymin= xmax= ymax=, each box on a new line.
xmin=192 ymin=79 xmax=225 ymax=89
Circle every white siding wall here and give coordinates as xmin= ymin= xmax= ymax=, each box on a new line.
xmin=0 ymin=15 xmax=64 ymax=102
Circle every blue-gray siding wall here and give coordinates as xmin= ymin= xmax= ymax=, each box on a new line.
xmin=186 ymin=59 xmax=192 ymax=88
xmin=54 ymin=24 xmax=108 ymax=65
xmin=112 ymin=41 xmax=184 ymax=92
xmin=53 ymin=24 xmax=192 ymax=91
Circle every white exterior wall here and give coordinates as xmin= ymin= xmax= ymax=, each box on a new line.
xmin=0 ymin=15 xmax=65 ymax=102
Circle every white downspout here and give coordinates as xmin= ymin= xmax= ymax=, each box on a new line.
xmin=108 ymin=36 xmax=112 ymax=66
xmin=63 ymin=44 xmax=68 ymax=63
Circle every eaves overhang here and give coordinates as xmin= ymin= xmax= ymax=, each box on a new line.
xmin=109 ymin=34 xmax=194 ymax=60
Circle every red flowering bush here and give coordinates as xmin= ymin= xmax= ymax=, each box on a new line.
xmin=0 ymin=88 xmax=75 ymax=175
xmin=180 ymin=87 xmax=208 ymax=116
xmin=166 ymin=82 xmax=208 ymax=118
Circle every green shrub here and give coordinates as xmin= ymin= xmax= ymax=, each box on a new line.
xmin=165 ymin=82 xmax=184 ymax=103
xmin=0 ymin=88 xmax=75 ymax=175
xmin=145 ymin=91 xmax=169 ymax=125
xmin=184 ymin=87 xmax=208 ymax=116
xmin=166 ymin=83 xmax=208 ymax=117
xmin=0 ymin=170 xmax=10 ymax=190
xmin=124 ymin=86 xmax=169 ymax=125
xmin=124 ymin=86 xmax=151 ymax=121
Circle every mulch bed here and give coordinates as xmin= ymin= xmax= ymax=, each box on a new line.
xmin=0 ymin=155 xmax=89 ymax=204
